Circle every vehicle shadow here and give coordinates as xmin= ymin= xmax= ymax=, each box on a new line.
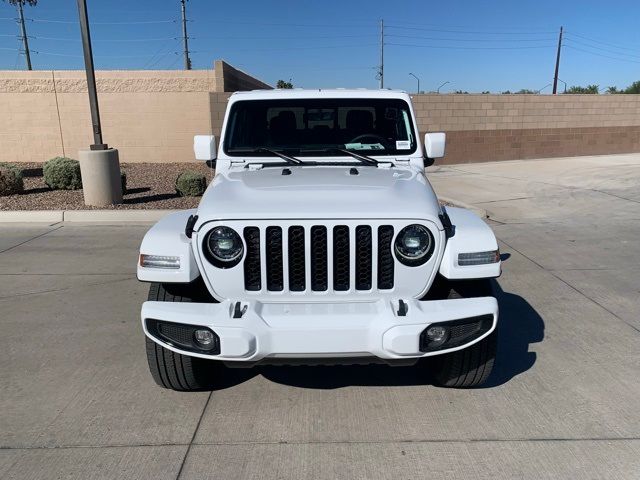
xmin=480 ymin=281 xmax=544 ymax=388
xmin=213 ymin=281 xmax=544 ymax=390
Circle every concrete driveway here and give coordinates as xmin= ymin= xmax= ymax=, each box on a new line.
xmin=1 ymin=154 xmax=639 ymax=479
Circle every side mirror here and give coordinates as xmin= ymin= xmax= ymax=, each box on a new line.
xmin=424 ymin=132 xmax=446 ymax=161
xmin=194 ymin=135 xmax=216 ymax=162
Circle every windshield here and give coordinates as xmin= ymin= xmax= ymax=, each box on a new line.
xmin=224 ymin=98 xmax=417 ymax=157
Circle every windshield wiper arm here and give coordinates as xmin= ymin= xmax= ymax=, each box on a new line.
xmin=334 ymin=148 xmax=379 ymax=166
xmin=256 ymin=148 xmax=302 ymax=165
xmin=227 ymin=147 xmax=303 ymax=165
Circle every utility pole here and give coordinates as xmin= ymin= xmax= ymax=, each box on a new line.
xmin=180 ymin=0 xmax=192 ymax=70
xmin=378 ymin=19 xmax=384 ymax=89
xmin=552 ymin=26 xmax=563 ymax=94
xmin=16 ymin=1 xmax=32 ymax=70
xmin=76 ymin=0 xmax=123 ymax=206
xmin=77 ymin=0 xmax=104 ymax=149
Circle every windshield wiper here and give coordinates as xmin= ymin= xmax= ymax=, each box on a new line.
xmin=228 ymin=147 xmax=302 ymax=165
xmin=256 ymin=148 xmax=302 ymax=165
xmin=334 ymin=148 xmax=379 ymax=166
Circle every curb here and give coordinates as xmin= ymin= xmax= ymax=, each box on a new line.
xmin=438 ymin=196 xmax=488 ymax=219
xmin=0 ymin=209 xmax=176 ymax=223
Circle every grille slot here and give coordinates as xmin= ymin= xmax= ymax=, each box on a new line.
xmin=310 ymin=226 xmax=328 ymax=291
xmin=377 ymin=225 xmax=394 ymax=290
xmin=333 ymin=225 xmax=350 ymax=291
xmin=288 ymin=226 xmax=306 ymax=291
xmin=243 ymin=227 xmax=261 ymax=291
xmin=265 ymin=226 xmax=283 ymax=291
xmin=355 ymin=226 xmax=372 ymax=290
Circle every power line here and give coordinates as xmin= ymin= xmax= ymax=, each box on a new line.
xmin=386 ymin=33 xmax=557 ymax=42
xmin=563 ymin=44 xmax=640 ymax=64
xmin=383 ymin=20 xmax=556 ymax=32
xmin=205 ymin=19 xmax=376 ymax=28
xmin=564 ymin=31 xmax=640 ymax=53
xmin=385 ymin=43 xmax=555 ymax=50
xmin=386 ymin=25 xmax=557 ymax=34
xmin=195 ymin=34 xmax=378 ymax=40
xmin=197 ymin=43 xmax=378 ymax=53
xmin=563 ymin=38 xmax=640 ymax=59
xmin=26 ymin=17 xmax=175 ymax=25
xmin=30 ymin=36 xmax=177 ymax=42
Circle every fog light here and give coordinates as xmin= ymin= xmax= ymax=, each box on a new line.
xmin=194 ymin=329 xmax=214 ymax=347
xmin=426 ymin=325 xmax=449 ymax=345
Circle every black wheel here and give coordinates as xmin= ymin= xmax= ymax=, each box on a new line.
xmin=426 ymin=277 xmax=498 ymax=388
xmin=145 ymin=281 xmax=220 ymax=391
xmin=431 ymin=330 xmax=497 ymax=388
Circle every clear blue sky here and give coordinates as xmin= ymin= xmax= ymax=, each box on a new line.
xmin=1 ymin=0 xmax=639 ymax=93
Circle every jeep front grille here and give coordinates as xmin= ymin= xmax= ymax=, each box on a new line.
xmin=242 ymin=224 xmax=395 ymax=293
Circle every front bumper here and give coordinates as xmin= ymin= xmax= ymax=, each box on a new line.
xmin=141 ymin=296 xmax=498 ymax=362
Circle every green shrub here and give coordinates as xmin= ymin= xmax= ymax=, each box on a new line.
xmin=0 ymin=163 xmax=24 ymax=196
xmin=43 ymin=156 xmax=82 ymax=190
xmin=175 ymin=171 xmax=207 ymax=197
xmin=120 ymin=170 xmax=127 ymax=194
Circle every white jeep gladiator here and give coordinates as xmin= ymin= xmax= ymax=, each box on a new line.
xmin=137 ymin=89 xmax=501 ymax=390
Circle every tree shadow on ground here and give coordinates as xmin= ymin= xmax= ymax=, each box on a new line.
xmin=124 ymin=187 xmax=152 ymax=195
xmin=210 ymin=280 xmax=544 ymax=390
xmin=21 ymin=187 xmax=51 ymax=194
xmin=21 ymin=167 xmax=43 ymax=178
xmin=123 ymin=192 xmax=178 ymax=204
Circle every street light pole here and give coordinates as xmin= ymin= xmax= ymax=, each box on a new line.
xmin=437 ymin=81 xmax=450 ymax=93
xmin=76 ymin=0 xmax=122 ymax=206
xmin=409 ymin=73 xmax=420 ymax=94
xmin=558 ymin=78 xmax=567 ymax=94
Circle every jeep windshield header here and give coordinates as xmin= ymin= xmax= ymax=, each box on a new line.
xmin=224 ymin=98 xmax=417 ymax=158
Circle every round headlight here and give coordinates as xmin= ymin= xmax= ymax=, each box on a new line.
xmin=204 ymin=226 xmax=243 ymax=268
xmin=394 ymin=224 xmax=434 ymax=266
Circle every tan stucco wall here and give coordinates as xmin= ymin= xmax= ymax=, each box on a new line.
xmin=0 ymin=62 xmax=270 ymax=164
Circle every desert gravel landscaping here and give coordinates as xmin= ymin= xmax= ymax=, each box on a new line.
xmin=0 ymin=162 xmax=214 ymax=210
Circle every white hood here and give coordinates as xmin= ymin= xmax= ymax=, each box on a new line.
xmin=196 ymin=165 xmax=442 ymax=223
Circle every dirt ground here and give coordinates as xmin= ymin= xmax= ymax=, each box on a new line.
xmin=0 ymin=162 xmax=214 ymax=210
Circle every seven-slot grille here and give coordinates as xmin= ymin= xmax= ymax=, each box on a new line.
xmin=243 ymin=225 xmax=395 ymax=293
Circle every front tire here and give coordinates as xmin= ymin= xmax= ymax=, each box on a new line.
xmin=427 ymin=277 xmax=498 ymax=388
xmin=145 ymin=281 xmax=220 ymax=391
xmin=431 ymin=331 xmax=497 ymax=388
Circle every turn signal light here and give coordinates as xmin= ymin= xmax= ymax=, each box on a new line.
xmin=458 ymin=250 xmax=500 ymax=266
xmin=139 ymin=254 xmax=180 ymax=269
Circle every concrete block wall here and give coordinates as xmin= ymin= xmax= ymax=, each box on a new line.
xmin=1 ymin=65 xmax=638 ymax=164
xmin=411 ymin=94 xmax=640 ymax=163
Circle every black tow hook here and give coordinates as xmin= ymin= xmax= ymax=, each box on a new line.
xmin=439 ymin=209 xmax=455 ymax=238
xmin=233 ymin=302 xmax=247 ymax=318
xmin=185 ymin=214 xmax=198 ymax=239
xmin=397 ymin=299 xmax=408 ymax=317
